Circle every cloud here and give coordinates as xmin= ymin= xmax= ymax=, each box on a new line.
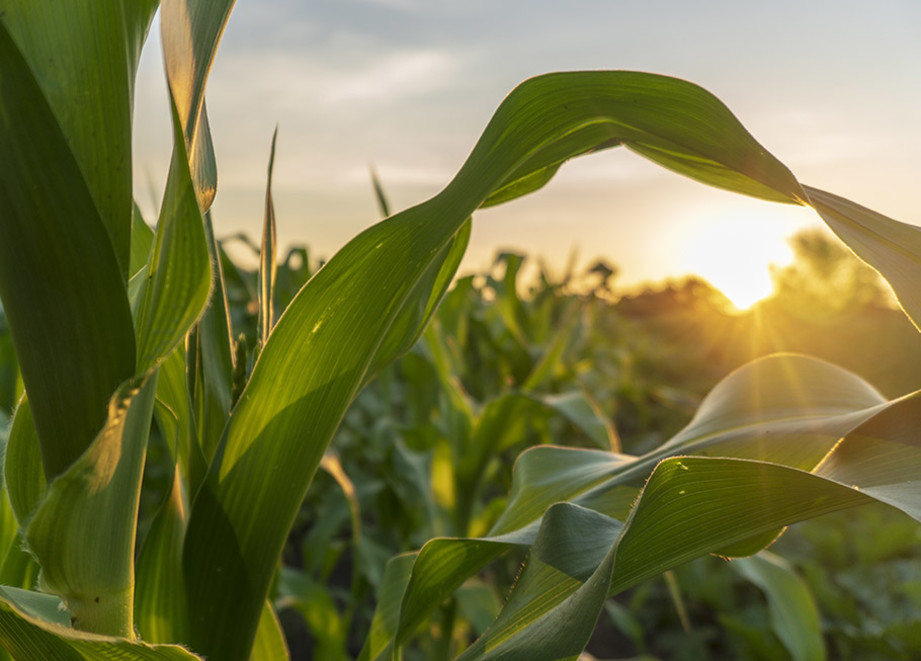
xmin=320 ymin=49 xmax=459 ymax=105
xmin=212 ymin=45 xmax=463 ymax=113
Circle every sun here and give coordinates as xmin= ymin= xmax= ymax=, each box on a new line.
xmin=672 ymin=207 xmax=805 ymax=311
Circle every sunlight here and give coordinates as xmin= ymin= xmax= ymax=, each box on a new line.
xmin=672 ymin=208 xmax=804 ymax=311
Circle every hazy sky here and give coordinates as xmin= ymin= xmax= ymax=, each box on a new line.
xmin=133 ymin=0 xmax=921 ymax=303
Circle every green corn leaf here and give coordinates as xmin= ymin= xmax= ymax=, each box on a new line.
xmin=0 ymin=588 xmax=201 ymax=660
xmin=454 ymin=390 xmax=620 ymax=534
xmin=359 ymin=554 xmax=418 ymax=661
xmin=473 ymin=72 xmax=805 ymax=208
xmin=250 ymin=601 xmax=289 ymax=661
xmin=804 ymin=185 xmax=921 ymax=333
xmin=130 ymin=203 xmax=156 ymax=279
xmin=25 ymin=375 xmax=158 ymax=638
xmin=731 ymin=552 xmax=826 ymax=661
xmin=463 ymin=395 xmax=920 ymax=659
xmin=534 ymin=391 xmax=618 ymax=450
xmin=0 ymin=2 xmax=157 ymax=279
xmin=154 ymin=347 xmax=200 ymax=487
xmin=277 ymin=569 xmax=350 ymax=661
xmin=258 ymin=129 xmax=279 ymax=349
xmin=0 ymin=20 xmax=136 ymax=480
xmin=454 ymin=503 xmax=623 ymax=661
xmin=490 ymin=252 xmax=530 ymax=348
xmin=0 ymin=502 xmax=16 ymax=592
xmin=135 ymin=467 xmax=189 ymax=646
xmin=0 ymin=533 xmax=39 ymax=593
xmin=132 ymin=95 xmax=213 ymax=373
xmin=191 ymin=212 xmax=235 ymax=464
xmin=457 ymin=399 xmax=921 ymax=660
xmin=812 ymin=393 xmax=921 ymax=520
xmin=371 ymin=167 xmax=393 ymax=218
xmin=0 ymin=450 xmax=18 ymax=583
xmin=365 ymin=355 xmax=919 ymax=656
xmin=520 ymin=311 xmax=581 ymax=392
xmin=182 ymin=220 xmax=470 ymax=658
xmin=3 ymin=399 xmax=45 ymax=527
xmin=451 ymin=460 xmax=860 ymax=661
xmin=0 ymin=587 xmax=67 ymax=628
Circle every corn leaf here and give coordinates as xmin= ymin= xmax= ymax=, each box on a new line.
xmin=359 ymin=554 xmax=418 ymax=661
xmin=0 ymin=587 xmax=201 ymax=660
xmin=458 ymin=401 xmax=921 ymax=660
xmin=277 ymin=568 xmax=350 ymax=661
xmin=3 ymin=399 xmax=45 ymax=527
xmin=0 ymin=20 xmax=136 ymax=480
xmin=357 ymin=356 xmax=920 ymax=657
xmin=451 ymin=460 xmax=863 ymax=661
xmin=160 ymin=0 xmax=236 ymax=211
xmin=136 ymin=467 xmax=189 ymax=646
xmin=132 ymin=97 xmax=213 ymax=373
xmin=371 ymin=167 xmax=393 ymax=218
xmin=131 ymin=204 xmax=156 ymax=279
xmin=191 ymin=212 xmax=235 ymax=464
xmin=731 ymin=552 xmax=825 ymax=661
xmin=25 ymin=375 xmax=157 ymax=638
xmin=531 ymin=391 xmax=618 ymax=450
xmin=0 ymin=2 xmax=157 ymax=278
xmin=805 ymin=185 xmax=921 ymax=333
xmin=250 ymin=601 xmax=289 ymax=661
xmin=258 ymin=129 xmax=279 ymax=348
xmin=183 ymin=218 xmax=472 ymax=657
xmin=475 ymin=72 xmax=804 ymax=208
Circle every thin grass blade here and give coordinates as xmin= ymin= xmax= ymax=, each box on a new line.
xmin=258 ymin=129 xmax=279 ymax=348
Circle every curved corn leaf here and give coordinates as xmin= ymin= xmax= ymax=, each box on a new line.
xmin=454 ymin=389 xmax=921 ymax=660
xmin=358 ymin=356 xmax=919 ymax=658
xmin=472 ymin=72 xmax=804 ymax=208
xmin=731 ymin=552 xmax=825 ymax=661
xmin=0 ymin=587 xmax=201 ymax=660
xmin=183 ymin=217 xmax=472 ymax=658
xmin=25 ymin=375 xmax=157 ymax=638
xmin=178 ymin=68 xmax=896 ymax=658
xmin=530 ymin=391 xmax=617 ymax=450
xmin=0 ymin=20 xmax=136 ymax=480
xmin=451 ymin=461 xmax=858 ymax=660
xmin=453 ymin=389 xmax=619 ymax=536
xmin=805 ymin=185 xmax=921 ymax=333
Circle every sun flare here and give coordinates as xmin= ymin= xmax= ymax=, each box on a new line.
xmin=673 ymin=209 xmax=803 ymax=311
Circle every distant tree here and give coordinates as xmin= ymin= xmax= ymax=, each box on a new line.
xmin=769 ymin=228 xmax=894 ymax=316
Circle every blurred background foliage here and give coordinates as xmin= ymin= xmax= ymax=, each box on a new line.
xmin=1 ymin=225 xmax=918 ymax=659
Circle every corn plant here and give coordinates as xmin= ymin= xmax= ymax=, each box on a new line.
xmin=1 ymin=3 xmax=920 ymax=660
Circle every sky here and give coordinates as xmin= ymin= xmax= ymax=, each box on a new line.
xmin=133 ymin=0 xmax=921 ymax=308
